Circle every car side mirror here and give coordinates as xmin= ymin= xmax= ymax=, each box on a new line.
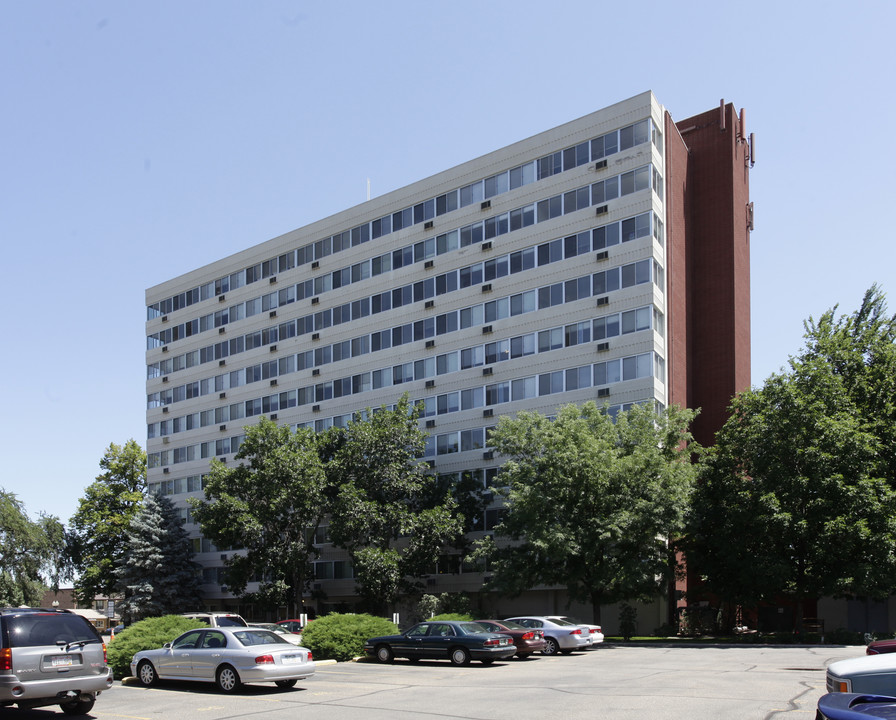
xmin=163 ymin=643 xmax=172 ymax=649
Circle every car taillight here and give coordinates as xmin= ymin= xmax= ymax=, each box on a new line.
xmin=103 ymin=643 xmax=107 ymax=663
xmin=591 ymin=629 xmax=600 ymax=635
xmin=522 ymin=632 xmax=534 ymax=640
xmin=0 ymin=649 xmax=11 ymax=671
xmin=307 ymin=651 xmax=313 ymax=661
xmin=570 ymin=628 xmax=582 ymax=635
xmin=255 ymin=654 xmax=275 ymax=664
xmin=483 ymin=638 xmax=500 ymax=646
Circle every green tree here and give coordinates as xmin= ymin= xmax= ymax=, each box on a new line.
xmin=69 ymin=440 xmax=146 ymax=604
xmin=115 ymin=493 xmax=202 ymax=622
xmin=476 ymin=402 xmax=698 ymax=624
xmin=686 ymin=289 xmax=896 ymax=628
xmin=0 ymin=490 xmax=69 ymax=605
xmin=189 ymin=418 xmax=326 ymax=617
xmin=325 ymin=395 xmax=462 ymax=614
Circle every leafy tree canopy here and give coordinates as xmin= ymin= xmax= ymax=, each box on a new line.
xmin=69 ymin=440 xmax=146 ymax=604
xmin=325 ymin=395 xmax=462 ymax=613
xmin=0 ymin=490 xmax=68 ymax=605
xmin=189 ymin=418 xmax=327 ymax=617
xmin=477 ymin=401 xmax=698 ymax=624
xmin=686 ymin=286 xmax=896 ymax=620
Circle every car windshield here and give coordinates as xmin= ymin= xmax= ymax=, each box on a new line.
xmin=7 ymin=613 xmax=100 ymax=648
xmin=457 ymin=622 xmax=490 ymax=634
xmin=232 ymin=630 xmax=291 ymax=647
xmin=499 ymin=620 xmax=526 ymax=630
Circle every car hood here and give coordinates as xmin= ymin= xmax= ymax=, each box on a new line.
xmin=828 ymin=655 xmax=896 ymax=677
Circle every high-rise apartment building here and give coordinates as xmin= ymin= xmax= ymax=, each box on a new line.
xmin=145 ymin=91 xmax=752 ymax=626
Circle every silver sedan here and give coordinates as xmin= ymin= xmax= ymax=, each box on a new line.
xmin=130 ymin=627 xmax=314 ymax=693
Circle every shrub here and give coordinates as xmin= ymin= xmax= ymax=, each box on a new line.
xmin=106 ymin=615 xmax=206 ymax=679
xmin=301 ymin=613 xmax=398 ymax=662
xmin=619 ymin=603 xmax=637 ymax=641
xmin=430 ymin=613 xmax=473 ymax=622
xmin=825 ymin=627 xmax=866 ymax=645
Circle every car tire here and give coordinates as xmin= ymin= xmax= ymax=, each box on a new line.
xmin=449 ymin=647 xmax=471 ymax=666
xmin=60 ymin=698 xmax=95 ymax=716
xmin=375 ymin=644 xmax=394 ymax=663
xmin=275 ymin=679 xmax=298 ymax=689
xmin=216 ymin=665 xmax=242 ymax=693
xmin=137 ymin=660 xmax=158 ymax=687
xmin=542 ymin=637 xmax=559 ymax=656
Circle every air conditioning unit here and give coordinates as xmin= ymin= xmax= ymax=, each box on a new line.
xmin=597 ymin=388 xmax=610 ymax=397
xmin=219 ymin=392 xmax=226 ymax=399
xmin=597 ymin=342 xmax=610 ymax=352
xmin=426 ymin=578 xmax=437 ymax=586
xmin=425 ymin=339 xmax=435 ymax=348
xmin=481 ymin=283 xmax=492 ymax=293
xmin=483 ymin=450 xmax=494 ymax=460
xmin=312 ymin=333 xmax=320 ymax=340
xmin=425 ymin=300 xmax=435 ymax=309
xmin=424 ymin=220 xmax=434 ymax=230
xmin=218 ymin=294 xmax=226 ymax=302
xmin=269 ymin=276 xmax=277 ymax=284
xmin=270 ymin=413 xmax=278 ymax=420
xmin=311 ymin=296 xmax=319 ymax=304
xmin=162 ymin=346 xmax=168 ymax=353
xmin=161 ymin=315 xmax=168 ymax=322
xmin=219 ymin=327 xmax=226 ymax=334
xmin=595 ymin=205 xmax=608 ymax=215
xmin=269 ymin=310 xmax=277 ymax=318
xmin=425 ymin=380 xmax=435 ymax=388
xmin=482 ymin=366 xmax=493 ymax=375
xmin=312 ymin=404 xmax=321 ymax=412
xmin=425 ymin=420 xmax=436 ymax=428
xmin=270 ymin=344 xmax=277 ymax=352
xmin=483 ymin=408 xmax=494 ymax=417
xmin=595 ymin=251 xmax=609 ymax=261
xmin=312 ymin=368 xmax=320 ymax=376
xmin=221 ymin=554 xmax=228 ymax=560
xmin=424 ymin=260 xmax=434 ymax=269
xmin=162 ymin=376 xmax=168 ymax=383
xmin=219 ymin=359 xmax=226 ymax=366
xmin=482 ymin=325 xmax=493 ymax=334
xmin=162 ymin=407 xmax=169 ymax=414
xmin=482 ymin=241 xmax=492 ymax=251
xmin=311 ymin=261 xmax=319 ymax=269
xmin=162 ymin=436 xmax=169 ymax=444
xmin=594 ymin=159 xmax=608 ymax=170
xmin=596 ymin=296 xmax=609 ymax=306
xmin=270 ymin=379 xmax=277 ymax=387
xmin=480 ymin=200 xmax=491 ymax=210
xmin=219 ymin=424 xmax=227 ymax=432
xmin=163 ymin=467 xmax=169 ymax=474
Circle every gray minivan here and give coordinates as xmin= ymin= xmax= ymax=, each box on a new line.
xmin=0 ymin=607 xmax=113 ymax=715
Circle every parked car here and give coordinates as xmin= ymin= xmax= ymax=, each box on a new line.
xmin=826 ymin=654 xmax=896 ymax=694
xmin=130 ymin=626 xmax=314 ymax=692
xmin=867 ymin=639 xmax=896 ymax=655
xmin=246 ymin=623 xmax=304 ymax=645
xmin=276 ymin=619 xmax=305 ymax=633
xmin=544 ymin=615 xmax=604 ymax=646
xmin=0 ymin=606 xmax=114 ymax=715
xmin=180 ymin=612 xmax=248 ymax=628
xmin=101 ymin=624 xmax=124 ymax=637
xmin=364 ymin=621 xmax=516 ymax=666
xmin=817 ymin=692 xmax=896 ymax=719
xmin=473 ymin=619 xmax=546 ymax=657
xmin=504 ymin=616 xmax=591 ymax=655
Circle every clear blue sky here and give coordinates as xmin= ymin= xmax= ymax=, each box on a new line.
xmin=1 ymin=1 xmax=892 ymax=523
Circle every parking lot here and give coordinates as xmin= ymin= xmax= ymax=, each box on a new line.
xmin=19 ymin=644 xmax=865 ymax=720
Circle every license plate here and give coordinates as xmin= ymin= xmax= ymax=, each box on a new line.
xmin=281 ymin=654 xmax=303 ymax=664
xmin=52 ymin=655 xmax=73 ymax=667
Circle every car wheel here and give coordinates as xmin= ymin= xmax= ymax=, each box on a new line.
xmin=375 ymin=644 xmax=394 ymax=663
xmin=449 ymin=647 xmax=471 ymax=666
xmin=137 ymin=660 xmax=158 ymax=687
xmin=216 ymin=665 xmax=242 ymax=693
xmin=275 ymin=679 xmax=297 ymax=689
xmin=60 ymin=698 xmax=95 ymax=716
xmin=542 ymin=637 xmax=559 ymax=656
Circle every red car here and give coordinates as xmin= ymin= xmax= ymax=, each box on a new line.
xmin=866 ymin=639 xmax=896 ymax=655
xmin=474 ymin=619 xmax=546 ymax=658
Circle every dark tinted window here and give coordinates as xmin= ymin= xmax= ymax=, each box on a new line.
xmin=5 ymin=613 xmax=100 ymax=648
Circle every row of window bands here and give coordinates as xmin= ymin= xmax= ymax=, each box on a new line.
xmin=148 ymin=349 xmax=662 ymax=468
xmin=149 ymin=304 xmax=658 ymax=439
xmin=148 ymin=209 xmax=659 ymax=381
xmin=147 ymin=162 xmax=660 ymax=352
xmin=147 ymin=257 xmax=659 ymax=410
xmin=147 ymin=118 xmax=659 ymax=319
xmin=148 ymin=209 xmax=658 ymax=377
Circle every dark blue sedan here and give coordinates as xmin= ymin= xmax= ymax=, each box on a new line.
xmin=364 ymin=621 xmax=516 ymax=666
xmin=817 ymin=693 xmax=896 ymax=719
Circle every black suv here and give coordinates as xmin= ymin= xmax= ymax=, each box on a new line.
xmin=0 ymin=607 xmax=113 ymax=715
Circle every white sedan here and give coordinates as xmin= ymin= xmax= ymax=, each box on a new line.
xmin=544 ymin=616 xmax=604 ymax=646
xmin=130 ymin=627 xmax=314 ymax=693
